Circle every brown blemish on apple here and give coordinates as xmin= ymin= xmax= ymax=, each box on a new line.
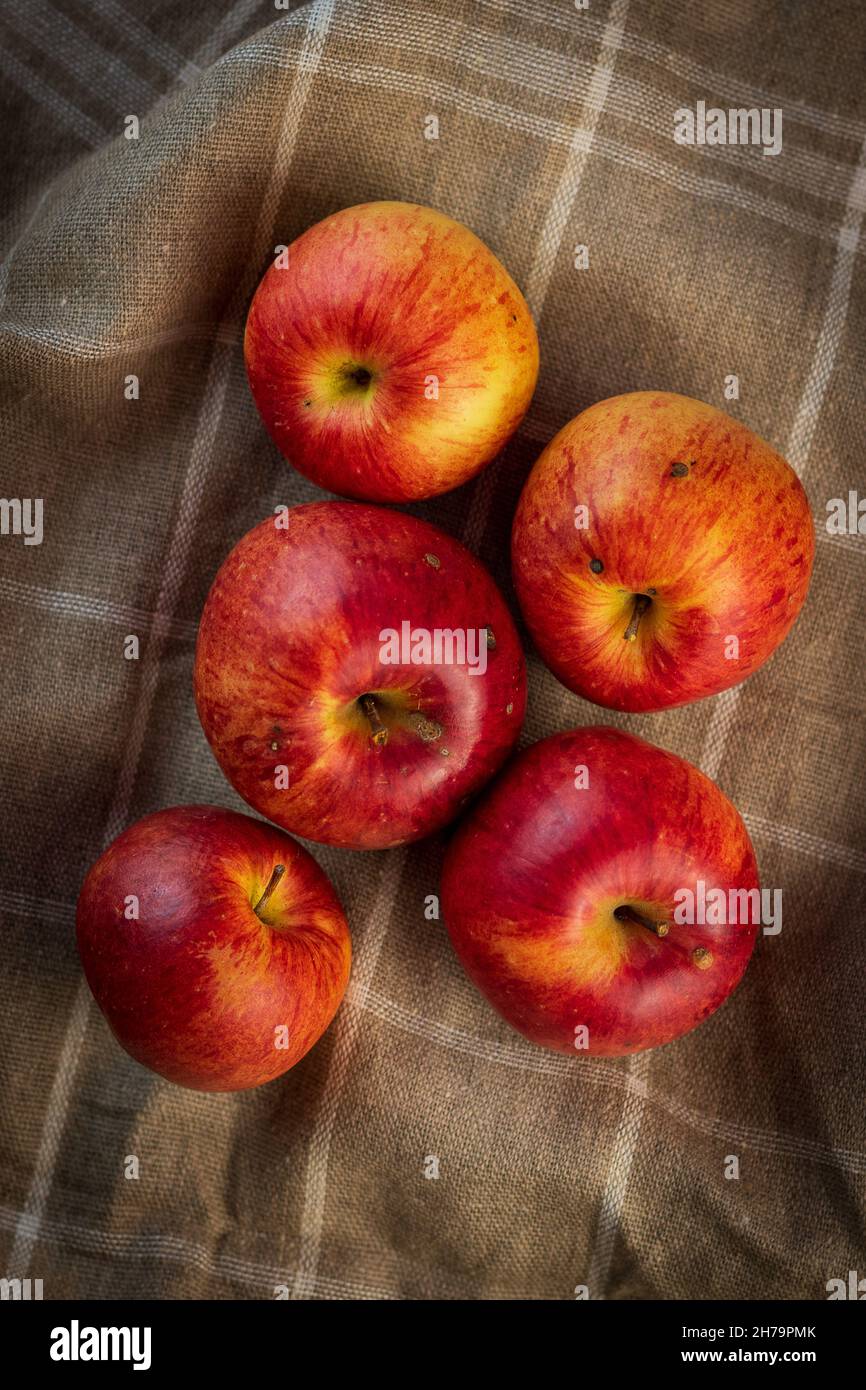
xmin=589 ymin=557 xmax=604 ymax=574
xmin=693 ymin=947 xmax=713 ymax=969
xmin=670 ymin=461 xmax=691 ymax=477
xmin=424 ymin=553 xmax=440 ymax=569
xmin=486 ymin=626 xmax=496 ymax=649
xmin=409 ymin=712 xmax=442 ymax=743
xmin=506 ymin=702 xmax=513 ymax=714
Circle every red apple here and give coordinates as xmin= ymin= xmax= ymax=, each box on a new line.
xmin=76 ymin=805 xmax=351 ymax=1091
xmin=441 ymin=727 xmax=760 ymax=1056
xmin=511 ymin=391 xmax=814 ymax=711
xmin=193 ymin=502 xmax=526 ymax=849
xmin=244 ymin=200 xmax=539 ymax=502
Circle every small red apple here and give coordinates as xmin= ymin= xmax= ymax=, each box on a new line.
xmin=244 ymin=200 xmax=539 ymax=502
xmin=511 ymin=391 xmax=815 ymax=712
xmin=441 ymin=727 xmax=759 ymax=1056
xmin=76 ymin=805 xmax=351 ymax=1091
xmin=193 ymin=502 xmax=526 ymax=849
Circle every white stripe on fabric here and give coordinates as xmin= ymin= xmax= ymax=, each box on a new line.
xmin=586 ymin=1053 xmax=650 ymax=1299
xmin=700 ymin=133 xmax=866 ymax=783
xmin=464 ymin=0 xmax=631 ymax=558
xmin=290 ymin=849 xmax=406 ymax=1299
xmin=481 ymin=0 xmax=866 ymax=142
xmin=4 ymin=0 xmax=336 ymax=1282
xmin=359 ymin=988 xmax=866 ymax=1175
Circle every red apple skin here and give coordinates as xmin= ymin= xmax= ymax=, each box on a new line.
xmin=76 ymin=806 xmax=351 ymax=1091
xmin=244 ymin=200 xmax=539 ymax=502
xmin=441 ymin=727 xmax=759 ymax=1057
xmin=193 ymin=502 xmax=526 ymax=850
xmin=511 ymin=392 xmax=815 ymax=712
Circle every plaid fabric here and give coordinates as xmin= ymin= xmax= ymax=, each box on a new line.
xmin=1 ymin=0 xmax=864 ymax=1301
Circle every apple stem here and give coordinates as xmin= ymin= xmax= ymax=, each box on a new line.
xmin=623 ymin=593 xmax=652 ymax=643
xmin=254 ymin=864 xmax=285 ymax=917
xmin=614 ymin=904 xmax=670 ymax=938
xmin=361 ymin=694 xmax=389 ymax=747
